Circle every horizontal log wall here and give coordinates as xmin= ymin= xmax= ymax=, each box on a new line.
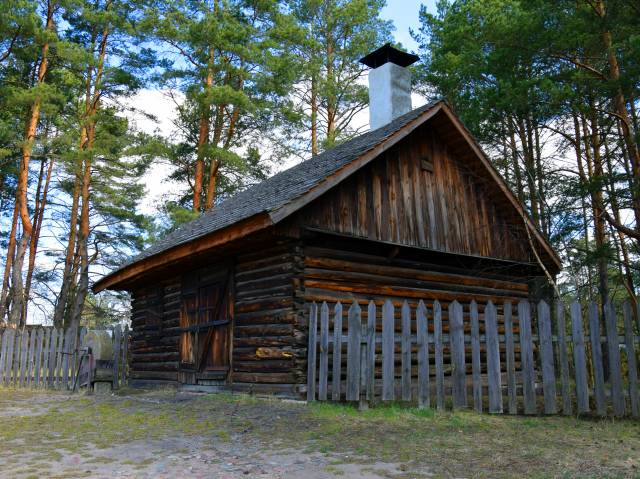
xmin=232 ymin=240 xmax=306 ymax=391
xmin=303 ymin=246 xmax=530 ymax=306
xmin=297 ymin=123 xmax=533 ymax=265
xmin=130 ymin=280 xmax=181 ymax=386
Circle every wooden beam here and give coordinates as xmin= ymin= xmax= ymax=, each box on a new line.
xmin=93 ymin=213 xmax=272 ymax=292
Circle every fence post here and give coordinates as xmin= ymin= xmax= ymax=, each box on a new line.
xmin=504 ymin=302 xmax=517 ymax=414
xmin=518 ymin=301 xmax=536 ymax=415
xmin=346 ymin=301 xmax=361 ymax=402
xmin=122 ymin=325 xmax=129 ymax=386
xmin=449 ymin=301 xmax=466 ymax=408
xmin=588 ymin=302 xmax=606 ymax=416
xmin=318 ymin=302 xmax=329 ymax=401
xmin=331 ymin=303 xmax=342 ymax=401
xmin=434 ymin=300 xmax=445 ymax=411
xmin=382 ymin=300 xmax=395 ymax=401
xmin=401 ymin=301 xmax=412 ymax=402
xmin=485 ymin=301 xmax=502 ymax=414
xmin=366 ymin=301 xmax=376 ymax=402
xmin=0 ymin=329 xmax=7 ymax=386
xmin=538 ymin=301 xmax=557 ymax=414
xmin=570 ymin=302 xmax=590 ymax=414
xmin=470 ymin=301 xmax=481 ymax=413
xmin=555 ymin=302 xmax=573 ymax=415
xmin=623 ymin=301 xmax=639 ymax=418
xmin=34 ymin=328 xmax=44 ymax=388
xmin=417 ymin=300 xmax=429 ymax=409
xmin=113 ymin=325 xmax=122 ymax=390
xmin=604 ymin=302 xmax=625 ymax=416
xmin=27 ymin=329 xmax=37 ymax=387
xmin=306 ymin=302 xmax=318 ymax=402
xmin=19 ymin=330 xmax=29 ymax=387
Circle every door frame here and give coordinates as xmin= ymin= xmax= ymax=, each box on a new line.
xmin=178 ymin=263 xmax=234 ymax=384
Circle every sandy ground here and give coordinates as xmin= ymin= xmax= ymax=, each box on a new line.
xmin=0 ymin=389 xmax=428 ymax=479
xmin=1 ymin=388 xmax=639 ymax=478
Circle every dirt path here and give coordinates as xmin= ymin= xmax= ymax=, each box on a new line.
xmin=0 ymin=388 xmax=638 ymax=478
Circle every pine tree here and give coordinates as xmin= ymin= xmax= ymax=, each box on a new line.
xmin=288 ymin=0 xmax=393 ymax=155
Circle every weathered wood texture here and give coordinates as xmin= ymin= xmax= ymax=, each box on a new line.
xmin=307 ymin=299 xmax=640 ymax=418
xmin=0 ymin=326 xmax=127 ymax=389
xmin=128 ymin=240 xmax=306 ymax=390
xmin=295 ymin=123 xmax=534 ymax=264
xmin=233 ymin=241 xmax=305 ymax=388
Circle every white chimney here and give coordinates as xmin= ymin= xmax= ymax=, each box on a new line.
xmin=360 ymin=44 xmax=419 ymax=130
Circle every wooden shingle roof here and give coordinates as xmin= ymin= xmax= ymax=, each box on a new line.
xmin=94 ymin=100 xmax=559 ymax=292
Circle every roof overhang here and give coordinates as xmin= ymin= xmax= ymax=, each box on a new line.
xmin=94 ymin=100 xmax=560 ymax=292
xmin=93 ymin=212 xmax=272 ymax=292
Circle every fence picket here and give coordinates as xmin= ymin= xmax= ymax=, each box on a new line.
xmin=62 ymin=328 xmax=73 ymax=390
xmin=401 ymin=301 xmax=412 ymax=401
xmin=27 ymin=328 xmax=37 ymax=387
xmin=504 ymin=302 xmax=517 ymax=414
xmin=571 ymin=302 xmax=590 ymax=413
xmin=52 ymin=329 xmax=61 ymax=388
xmin=416 ymin=300 xmax=429 ymax=409
xmin=485 ymin=301 xmax=502 ymax=413
xmin=604 ymin=302 xmax=625 ymax=416
xmin=332 ymin=303 xmax=343 ymax=401
xmin=449 ymin=301 xmax=466 ymax=408
xmin=470 ymin=301 xmax=481 ymax=412
xmin=19 ymin=330 xmax=29 ymax=387
xmin=588 ymin=302 xmax=606 ymax=416
xmin=6 ymin=330 xmax=15 ymax=385
xmin=42 ymin=328 xmax=51 ymax=388
xmin=555 ymin=302 xmax=573 ymax=415
xmin=318 ymin=302 xmax=329 ymax=401
xmin=366 ymin=301 xmax=376 ymax=401
xmin=121 ymin=326 xmax=129 ymax=386
xmin=34 ymin=329 xmax=44 ymax=388
xmin=382 ymin=300 xmax=395 ymax=401
xmin=622 ymin=301 xmax=639 ymax=418
xmin=346 ymin=302 xmax=361 ymax=401
xmin=518 ymin=301 xmax=536 ymax=415
xmin=538 ymin=301 xmax=557 ymax=414
xmin=306 ymin=303 xmax=318 ymax=402
xmin=434 ymin=300 xmax=445 ymax=411
xmin=48 ymin=328 xmax=58 ymax=387
xmin=0 ymin=330 xmax=7 ymax=385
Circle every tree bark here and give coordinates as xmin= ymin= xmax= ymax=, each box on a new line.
xmin=9 ymin=0 xmax=54 ymax=325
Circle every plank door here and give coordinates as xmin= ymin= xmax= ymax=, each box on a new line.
xmin=179 ymin=269 xmax=232 ymax=383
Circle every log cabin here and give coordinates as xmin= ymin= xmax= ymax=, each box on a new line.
xmin=93 ymin=45 xmax=561 ymax=397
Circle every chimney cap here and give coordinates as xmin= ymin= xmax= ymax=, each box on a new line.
xmin=359 ymin=43 xmax=419 ymax=69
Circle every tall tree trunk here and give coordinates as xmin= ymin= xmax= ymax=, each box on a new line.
xmin=23 ymin=156 xmax=54 ymax=323
xmin=517 ymin=116 xmax=540 ymax=227
xmin=311 ymin=73 xmax=318 ymax=156
xmin=597 ymin=0 xmax=640 ymax=234
xmin=193 ymin=48 xmax=214 ymax=212
xmin=581 ymin=110 xmax=609 ymax=308
xmin=52 ymin=169 xmax=81 ymax=328
xmin=572 ymin=113 xmax=594 ymax=300
xmin=325 ymin=35 xmax=336 ymax=143
xmin=508 ymin=118 xmax=525 ymax=203
xmin=9 ymin=0 xmax=54 ymax=325
xmin=0 ymin=201 xmax=19 ymax=322
xmin=69 ymin=147 xmax=92 ymax=332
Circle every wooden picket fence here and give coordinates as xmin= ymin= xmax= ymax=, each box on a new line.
xmin=0 ymin=325 xmax=129 ymax=390
xmin=306 ymin=299 xmax=640 ymax=417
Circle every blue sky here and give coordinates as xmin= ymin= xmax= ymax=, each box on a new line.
xmin=381 ymin=0 xmax=436 ymax=52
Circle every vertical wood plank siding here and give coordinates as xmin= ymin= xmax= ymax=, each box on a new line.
xmin=297 ymin=124 xmax=532 ymax=264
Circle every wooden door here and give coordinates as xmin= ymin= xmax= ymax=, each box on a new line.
xmin=179 ymin=269 xmax=232 ymax=382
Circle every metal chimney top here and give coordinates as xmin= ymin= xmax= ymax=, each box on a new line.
xmin=359 ymin=44 xmax=419 ymax=69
